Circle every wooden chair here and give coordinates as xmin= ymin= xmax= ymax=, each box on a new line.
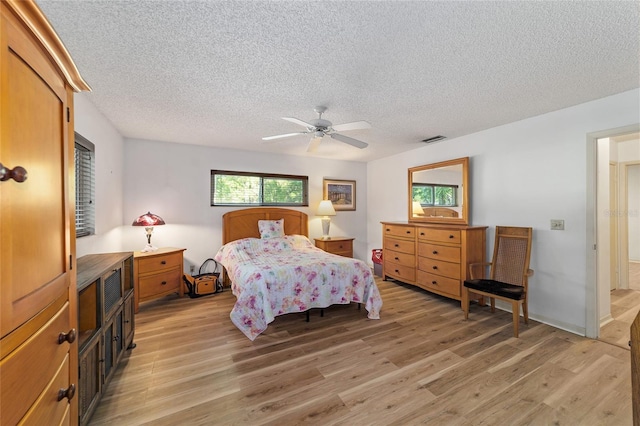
xmin=462 ymin=226 xmax=533 ymax=337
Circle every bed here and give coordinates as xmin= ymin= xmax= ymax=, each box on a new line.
xmin=214 ymin=207 xmax=382 ymax=340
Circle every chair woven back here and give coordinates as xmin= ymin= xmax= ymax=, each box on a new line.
xmin=490 ymin=226 xmax=533 ymax=286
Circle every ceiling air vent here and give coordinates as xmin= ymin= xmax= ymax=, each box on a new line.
xmin=421 ymin=135 xmax=446 ymax=143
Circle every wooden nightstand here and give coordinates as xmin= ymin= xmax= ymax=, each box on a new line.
xmin=133 ymin=247 xmax=185 ymax=313
xmin=315 ymin=237 xmax=354 ymax=258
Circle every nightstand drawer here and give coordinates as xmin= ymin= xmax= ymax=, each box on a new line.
xmin=323 ymin=240 xmax=350 ymax=253
xmin=137 ymin=251 xmax=182 ymax=274
xmin=138 ymin=268 xmax=182 ymax=299
xmin=315 ymin=237 xmax=353 ymax=258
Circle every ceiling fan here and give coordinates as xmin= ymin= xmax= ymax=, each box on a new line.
xmin=262 ymin=106 xmax=371 ymax=152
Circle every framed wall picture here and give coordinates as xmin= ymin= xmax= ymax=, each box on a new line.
xmin=323 ymin=179 xmax=356 ymax=211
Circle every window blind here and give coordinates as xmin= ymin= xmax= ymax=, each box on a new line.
xmin=75 ymin=133 xmax=95 ymax=237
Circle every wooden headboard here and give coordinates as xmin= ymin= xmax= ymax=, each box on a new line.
xmin=421 ymin=207 xmax=459 ymax=218
xmin=222 ymin=208 xmax=309 ymax=244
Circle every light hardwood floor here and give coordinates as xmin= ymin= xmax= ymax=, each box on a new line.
xmin=89 ymin=278 xmax=633 ymax=425
xmin=600 ymin=262 xmax=640 ymax=348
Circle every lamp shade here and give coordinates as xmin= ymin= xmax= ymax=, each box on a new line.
xmin=412 ymin=201 xmax=425 ymax=216
xmin=316 ymin=200 xmax=336 ymax=216
xmin=132 ymin=212 xmax=165 ymax=226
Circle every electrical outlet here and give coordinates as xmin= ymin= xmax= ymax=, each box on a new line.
xmin=550 ymin=219 xmax=564 ymax=230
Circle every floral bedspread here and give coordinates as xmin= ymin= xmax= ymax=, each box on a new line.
xmin=214 ymin=235 xmax=382 ymax=340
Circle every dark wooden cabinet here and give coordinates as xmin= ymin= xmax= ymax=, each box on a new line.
xmin=77 ymin=252 xmax=134 ymax=425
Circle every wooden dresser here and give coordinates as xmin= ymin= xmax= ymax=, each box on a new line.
xmin=315 ymin=237 xmax=354 ymax=258
xmin=382 ymin=222 xmax=487 ymax=305
xmin=134 ymin=247 xmax=186 ymax=312
xmin=0 ymin=1 xmax=90 ymax=424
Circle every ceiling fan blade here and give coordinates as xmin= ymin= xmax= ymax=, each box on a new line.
xmin=330 ymin=133 xmax=368 ymax=149
xmin=307 ymin=135 xmax=323 ymax=152
xmin=262 ymin=132 xmax=307 ymax=141
xmin=331 ymin=120 xmax=371 ymax=132
xmin=282 ymin=117 xmax=315 ymax=129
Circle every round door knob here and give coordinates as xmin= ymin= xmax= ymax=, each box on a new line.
xmin=0 ymin=164 xmax=28 ymax=183
xmin=57 ymin=329 xmax=77 ymax=345
xmin=57 ymin=384 xmax=76 ymax=402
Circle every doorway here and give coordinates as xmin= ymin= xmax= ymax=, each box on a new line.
xmin=596 ymin=132 xmax=640 ymax=348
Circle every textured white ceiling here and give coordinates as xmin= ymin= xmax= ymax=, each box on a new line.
xmin=38 ymin=0 xmax=639 ymax=162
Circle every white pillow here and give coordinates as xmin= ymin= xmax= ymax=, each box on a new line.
xmin=258 ymin=219 xmax=284 ymax=239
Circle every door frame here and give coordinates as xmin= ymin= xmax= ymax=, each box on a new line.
xmin=586 ymin=124 xmax=640 ymax=338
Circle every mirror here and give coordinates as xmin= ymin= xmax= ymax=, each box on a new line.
xmin=408 ymin=157 xmax=469 ymax=225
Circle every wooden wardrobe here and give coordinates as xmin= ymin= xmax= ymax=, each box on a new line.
xmin=1 ymin=1 xmax=90 ymax=424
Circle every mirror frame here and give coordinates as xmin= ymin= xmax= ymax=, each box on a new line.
xmin=408 ymin=156 xmax=469 ymax=225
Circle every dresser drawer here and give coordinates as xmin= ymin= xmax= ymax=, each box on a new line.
xmin=418 ymin=242 xmax=460 ymax=263
xmin=417 ymin=228 xmax=461 ymax=244
xmin=383 ymin=224 xmax=416 ymax=239
xmin=318 ymin=239 xmax=353 ymax=257
xmin=385 ymin=262 xmax=416 ymax=282
xmin=385 ymin=249 xmax=415 ymax=268
xmin=0 ymin=303 xmax=72 ymax=425
xmin=384 ymin=237 xmax=415 ymax=255
xmin=20 ymin=354 xmax=71 ymax=425
xmin=137 ymin=252 xmax=182 ymax=274
xmin=138 ymin=268 xmax=182 ymax=299
xmin=418 ymin=257 xmax=460 ymax=280
xmin=417 ymin=271 xmax=461 ymax=297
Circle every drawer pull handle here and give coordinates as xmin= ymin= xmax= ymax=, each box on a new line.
xmin=432 ymin=281 xmax=438 ymax=285
xmin=161 ymin=281 xmax=167 ymax=285
xmin=406 ymin=230 xmax=411 ymax=234
xmin=432 ymin=266 xmax=438 ymax=270
xmin=449 ymin=235 xmax=454 ymax=239
xmin=432 ymin=250 xmax=438 ymax=255
xmin=57 ymin=384 xmax=76 ymax=402
xmin=161 ymin=260 xmax=167 ymax=265
xmin=394 ymin=244 xmax=399 ymax=247
xmin=57 ymin=329 xmax=77 ymax=345
xmin=394 ymin=257 xmax=399 ymax=261
xmin=395 ymin=269 xmax=400 ymax=273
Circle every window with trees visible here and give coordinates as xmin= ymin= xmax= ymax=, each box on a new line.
xmin=75 ymin=133 xmax=95 ymax=237
xmin=211 ymin=170 xmax=308 ymax=206
xmin=412 ymin=183 xmax=457 ymax=207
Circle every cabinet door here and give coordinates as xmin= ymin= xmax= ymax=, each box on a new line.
xmin=0 ymin=8 xmax=73 ymax=338
xmin=123 ymin=291 xmax=135 ymax=350
xmin=102 ymin=307 xmax=125 ymax=385
xmin=78 ymin=336 xmax=101 ymax=426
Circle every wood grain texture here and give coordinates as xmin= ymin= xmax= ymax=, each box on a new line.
xmin=87 ymin=279 xmax=633 ymax=425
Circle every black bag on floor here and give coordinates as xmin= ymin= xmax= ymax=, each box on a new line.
xmin=183 ymin=258 xmax=222 ymax=298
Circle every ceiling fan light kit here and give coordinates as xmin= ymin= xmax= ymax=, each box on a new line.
xmin=262 ymin=106 xmax=371 ymax=152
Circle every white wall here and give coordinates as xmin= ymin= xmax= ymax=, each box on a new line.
xmin=121 ymin=139 xmax=368 ymax=272
xmin=74 ymin=93 xmax=125 ymax=257
xmin=367 ymin=88 xmax=640 ymax=335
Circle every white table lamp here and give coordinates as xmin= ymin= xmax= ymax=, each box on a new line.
xmin=316 ymin=200 xmax=336 ymax=240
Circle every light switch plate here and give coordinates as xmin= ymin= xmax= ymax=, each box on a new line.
xmin=550 ymin=219 xmax=564 ymax=230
